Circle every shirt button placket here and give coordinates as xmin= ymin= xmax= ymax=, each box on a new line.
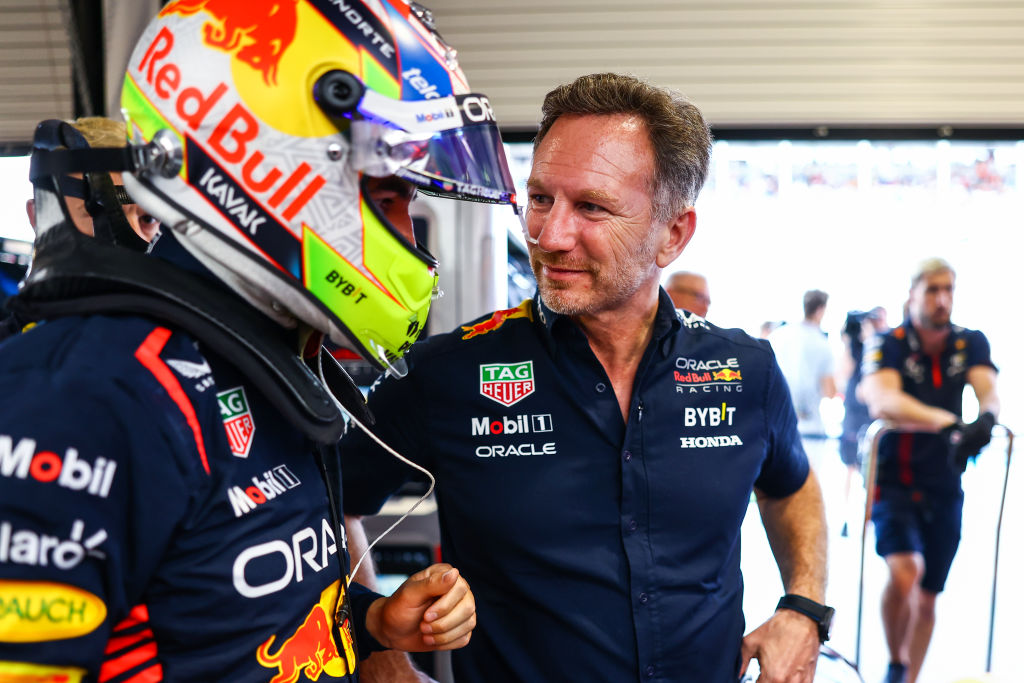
xmin=645 ymin=664 xmax=655 ymax=678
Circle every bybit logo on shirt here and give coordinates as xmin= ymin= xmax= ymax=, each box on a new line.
xmin=684 ymin=403 xmax=736 ymax=427
xmin=471 ymin=414 xmax=553 ymax=436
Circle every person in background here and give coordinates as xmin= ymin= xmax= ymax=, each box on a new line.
xmin=665 ymin=269 xmax=711 ymax=317
xmin=770 ymin=289 xmax=838 ymax=471
xmin=1 ymin=116 xmax=162 ymax=341
xmin=836 ymin=306 xmax=889 ymax=537
xmin=860 ymin=258 xmax=999 ymax=683
xmin=341 ymin=72 xmax=831 ymax=683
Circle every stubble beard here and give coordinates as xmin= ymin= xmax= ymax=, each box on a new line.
xmin=530 ymin=232 xmax=661 ymax=317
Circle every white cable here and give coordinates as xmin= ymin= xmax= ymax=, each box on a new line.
xmin=316 ymin=354 xmax=437 ymax=586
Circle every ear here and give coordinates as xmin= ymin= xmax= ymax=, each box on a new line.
xmin=25 ymin=198 xmax=36 ymax=229
xmin=655 ymin=207 xmax=696 ymax=268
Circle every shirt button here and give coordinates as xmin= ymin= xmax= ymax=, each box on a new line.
xmin=628 ymin=519 xmax=639 ymax=532
xmin=623 ymin=450 xmax=632 ymax=462
xmin=639 ymin=592 xmax=649 ymax=604
xmin=645 ymin=665 xmax=655 ymax=678
xmin=595 ymin=382 xmax=607 ymax=393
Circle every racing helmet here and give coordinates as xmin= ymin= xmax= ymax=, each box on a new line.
xmin=120 ymin=0 xmax=518 ymax=374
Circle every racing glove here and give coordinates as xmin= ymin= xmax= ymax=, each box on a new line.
xmin=944 ymin=411 xmax=996 ymax=472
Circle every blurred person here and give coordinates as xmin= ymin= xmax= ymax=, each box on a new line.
xmin=860 ymin=258 xmax=999 ymax=683
xmin=836 ymin=306 xmax=889 ymax=537
xmin=0 ymin=2 xmax=524 ymax=680
xmin=770 ymin=290 xmax=838 ymax=470
xmin=2 ymin=117 xmax=162 ymax=341
xmin=760 ymin=320 xmax=782 ymax=338
xmin=342 ymin=72 xmax=831 ymax=683
xmin=25 ymin=116 xmax=161 ymax=243
xmin=665 ymin=269 xmax=710 ymax=316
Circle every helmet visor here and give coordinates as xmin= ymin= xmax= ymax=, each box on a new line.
xmin=352 ymin=91 xmax=518 ymax=207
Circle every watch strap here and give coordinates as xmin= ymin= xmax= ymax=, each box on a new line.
xmin=776 ymin=594 xmax=833 ymax=643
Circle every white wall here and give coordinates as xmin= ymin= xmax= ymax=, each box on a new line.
xmin=424 ymin=0 xmax=1024 ymax=129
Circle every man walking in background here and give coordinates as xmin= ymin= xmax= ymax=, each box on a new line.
xmin=861 ymin=258 xmax=999 ymax=683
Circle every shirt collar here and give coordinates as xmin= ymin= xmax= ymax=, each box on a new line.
xmin=532 ymin=287 xmax=683 ymax=355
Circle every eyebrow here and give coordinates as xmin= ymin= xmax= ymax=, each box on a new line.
xmin=525 ymin=179 xmax=617 ymax=205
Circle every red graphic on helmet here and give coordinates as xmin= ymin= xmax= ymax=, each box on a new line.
xmin=256 ymin=604 xmax=347 ymax=682
xmin=161 ymin=0 xmax=298 ymax=85
xmin=461 ymin=300 xmax=532 ymax=340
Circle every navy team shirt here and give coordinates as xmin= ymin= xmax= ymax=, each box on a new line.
xmin=0 ymin=313 xmax=382 ymax=682
xmin=341 ymin=290 xmax=809 ymax=682
xmin=863 ymin=321 xmax=997 ymax=495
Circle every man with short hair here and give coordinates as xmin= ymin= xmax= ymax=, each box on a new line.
xmin=665 ymin=270 xmax=711 ymax=317
xmin=770 ymin=289 xmax=838 ymax=470
xmin=861 ymin=258 xmax=999 ymax=683
xmin=342 ymin=72 xmax=831 ymax=682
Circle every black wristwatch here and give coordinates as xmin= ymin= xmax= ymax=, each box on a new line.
xmin=776 ymin=594 xmax=834 ymax=643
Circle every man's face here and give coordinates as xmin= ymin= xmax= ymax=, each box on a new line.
xmin=909 ymin=270 xmax=954 ymax=330
xmin=524 ymin=114 xmax=666 ymax=317
xmin=60 ymin=172 xmax=161 ymax=241
xmin=667 ymin=274 xmax=710 ymax=317
xmin=364 ymin=175 xmax=418 ymax=244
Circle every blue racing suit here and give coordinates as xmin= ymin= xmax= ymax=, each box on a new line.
xmin=0 ymin=234 xmax=383 ymax=682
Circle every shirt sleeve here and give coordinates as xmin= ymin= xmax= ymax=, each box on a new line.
xmin=346 ymin=580 xmax=388 ymax=659
xmin=0 ymin=364 xmax=202 ymax=677
xmin=862 ymin=332 xmax=900 ymax=376
xmin=340 ymin=354 xmax=430 ymax=516
xmin=966 ymin=330 xmax=998 ymax=372
xmin=754 ymin=353 xmax=811 ymax=497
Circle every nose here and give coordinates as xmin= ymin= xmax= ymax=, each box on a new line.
xmin=529 ymin=199 xmax=577 ymax=253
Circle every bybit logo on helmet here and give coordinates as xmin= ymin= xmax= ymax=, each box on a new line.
xmin=131 ymin=27 xmax=326 ymax=227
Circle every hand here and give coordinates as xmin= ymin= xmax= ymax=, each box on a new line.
xmin=739 ymin=609 xmax=819 ymax=682
xmin=365 ymin=563 xmax=475 ymax=653
xmin=945 ymin=412 xmax=996 ymax=472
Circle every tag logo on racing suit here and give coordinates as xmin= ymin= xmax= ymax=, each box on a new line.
xmin=256 ymin=580 xmax=356 ymax=681
xmin=217 ymin=387 xmax=256 ymax=458
xmin=479 ymin=361 xmax=535 ymax=407
xmin=0 ymin=580 xmax=107 ymax=643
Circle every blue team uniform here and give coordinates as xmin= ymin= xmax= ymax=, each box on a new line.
xmin=0 ymin=244 xmax=383 ymax=681
xmin=341 ymin=290 xmax=809 ymax=682
xmin=863 ymin=321 xmax=997 ymax=592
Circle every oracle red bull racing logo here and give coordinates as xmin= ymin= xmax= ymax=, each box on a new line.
xmin=160 ymin=0 xmax=298 ymax=85
xmin=461 ymin=300 xmax=532 ymax=340
xmin=674 ymin=356 xmax=744 ymax=394
xmin=256 ymin=581 xmax=356 ymax=682
xmin=480 ymin=361 xmax=535 ymax=407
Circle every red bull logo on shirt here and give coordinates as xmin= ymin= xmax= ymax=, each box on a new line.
xmin=674 ymin=357 xmax=744 ymax=394
xmin=160 ymin=0 xmax=298 ymax=85
xmin=461 ymin=300 xmax=533 ymax=340
xmin=217 ymin=387 xmax=255 ymax=458
xmin=256 ymin=580 xmax=356 ymax=682
xmin=480 ymin=361 xmax=535 ymax=407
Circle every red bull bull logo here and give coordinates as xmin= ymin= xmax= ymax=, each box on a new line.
xmin=461 ymin=300 xmax=533 ymax=340
xmin=161 ymin=0 xmax=298 ymax=85
xmin=712 ymin=369 xmax=742 ymax=381
xmin=256 ymin=582 xmax=356 ymax=682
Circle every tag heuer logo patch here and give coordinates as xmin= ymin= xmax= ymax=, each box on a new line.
xmin=480 ymin=361 xmax=535 ymax=407
xmin=217 ymin=387 xmax=255 ymax=458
